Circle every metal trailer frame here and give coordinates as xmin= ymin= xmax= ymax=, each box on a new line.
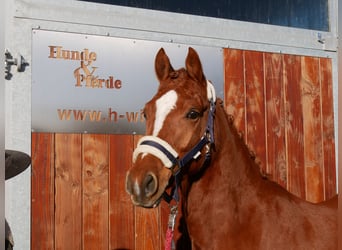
xmin=3 ymin=0 xmax=339 ymax=248
xmin=1 ymin=1 xmax=5 ymax=248
xmin=337 ymin=0 xmax=342 ymax=247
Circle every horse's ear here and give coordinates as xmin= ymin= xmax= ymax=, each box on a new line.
xmin=185 ymin=47 xmax=205 ymax=83
xmin=155 ymin=48 xmax=174 ymax=82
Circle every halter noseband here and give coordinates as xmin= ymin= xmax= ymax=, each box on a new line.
xmin=132 ymin=80 xmax=216 ymax=202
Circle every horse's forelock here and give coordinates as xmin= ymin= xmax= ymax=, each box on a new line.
xmin=169 ymin=71 xmax=179 ymax=79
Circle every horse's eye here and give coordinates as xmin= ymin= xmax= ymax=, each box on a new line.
xmin=142 ymin=110 xmax=147 ymax=120
xmin=186 ymin=110 xmax=200 ymax=120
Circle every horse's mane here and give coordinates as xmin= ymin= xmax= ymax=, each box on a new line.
xmin=217 ymin=98 xmax=270 ymax=180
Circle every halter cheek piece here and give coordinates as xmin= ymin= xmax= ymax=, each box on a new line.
xmin=132 ymin=80 xmax=216 ymax=203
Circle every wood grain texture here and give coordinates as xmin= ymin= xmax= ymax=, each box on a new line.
xmin=160 ymin=201 xmax=169 ymax=249
xmin=300 ymin=56 xmax=324 ymax=202
xmin=319 ymin=58 xmax=337 ymax=199
xmin=244 ymin=50 xmax=267 ymax=174
xmin=31 ymin=133 xmax=55 ymax=250
xmin=30 ymin=133 xmax=169 ymax=250
xmin=223 ymin=49 xmax=246 ymax=138
xmin=264 ymin=53 xmax=287 ymax=187
xmin=223 ymin=49 xmax=336 ymax=201
xmin=135 ymin=207 xmax=160 ymax=250
xmin=133 ymin=135 xmax=161 ymax=250
xmin=82 ymin=134 xmax=109 ymax=250
xmin=283 ymin=54 xmax=306 ymax=199
xmin=109 ymin=135 xmax=135 ymax=250
xmin=55 ymin=134 xmax=82 ymax=249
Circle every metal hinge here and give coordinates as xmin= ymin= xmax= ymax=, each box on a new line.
xmin=5 ymin=49 xmax=27 ymax=80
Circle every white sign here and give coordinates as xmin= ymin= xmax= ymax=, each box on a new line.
xmin=32 ymin=30 xmax=224 ymax=134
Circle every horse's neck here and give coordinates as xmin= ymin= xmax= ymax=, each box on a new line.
xmin=213 ymin=104 xmax=262 ymax=187
xmin=180 ymin=103 xmax=265 ymax=240
xmin=182 ymin=104 xmax=263 ymax=206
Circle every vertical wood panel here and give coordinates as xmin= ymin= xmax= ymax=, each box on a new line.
xmin=55 ymin=134 xmax=82 ymax=249
xmin=320 ymin=58 xmax=337 ymax=199
xmin=109 ymin=135 xmax=135 ymax=250
xmin=223 ymin=49 xmax=246 ymax=138
xmin=135 ymin=207 xmax=160 ymax=250
xmin=245 ymin=51 xmax=267 ymax=173
xmin=264 ymin=53 xmax=287 ymax=187
xmin=283 ymin=55 xmax=306 ymax=199
xmin=82 ymin=134 xmax=109 ymax=250
xmin=31 ymin=133 xmax=55 ymax=250
xmin=301 ymin=57 xmax=324 ymax=202
xmin=224 ymin=48 xmax=336 ymax=201
xmin=134 ymin=135 xmax=161 ymax=250
xmin=160 ymin=201 xmax=169 ymax=249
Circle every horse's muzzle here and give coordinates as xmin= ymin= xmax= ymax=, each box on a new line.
xmin=126 ymin=170 xmax=159 ymax=207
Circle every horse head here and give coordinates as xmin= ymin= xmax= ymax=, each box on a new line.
xmin=126 ymin=47 xmax=216 ymax=208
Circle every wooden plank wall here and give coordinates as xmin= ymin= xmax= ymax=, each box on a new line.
xmin=31 ymin=48 xmax=336 ymax=250
xmin=31 ymin=133 xmax=171 ymax=250
xmin=223 ymin=48 xmax=336 ymax=202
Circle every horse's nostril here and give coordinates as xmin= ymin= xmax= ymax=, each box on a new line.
xmin=144 ymin=173 xmax=158 ymax=198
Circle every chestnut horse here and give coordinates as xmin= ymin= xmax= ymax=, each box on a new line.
xmin=126 ymin=47 xmax=337 ymax=249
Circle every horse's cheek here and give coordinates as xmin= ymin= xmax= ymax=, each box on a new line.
xmin=173 ymin=126 xmax=196 ymax=150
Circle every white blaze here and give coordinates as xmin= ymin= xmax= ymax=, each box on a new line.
xmin=153 ymin=90 xmax=178 ymax=136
